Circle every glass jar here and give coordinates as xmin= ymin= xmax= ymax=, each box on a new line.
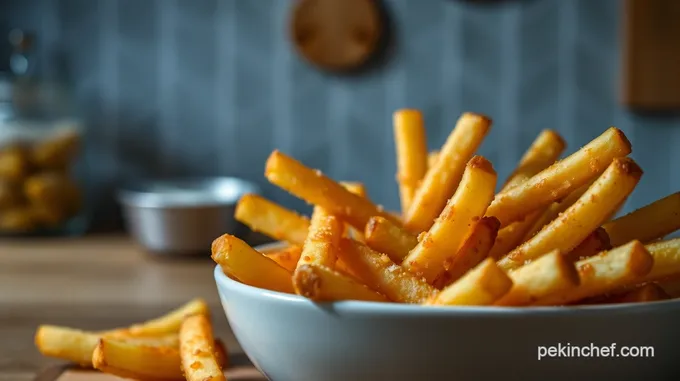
xmin=0 ymin=73 xmax=88 ymax=236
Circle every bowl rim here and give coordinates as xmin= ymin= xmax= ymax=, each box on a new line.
xmin=117 ymin=176 xmax=260 ymax=209
xmin=214 ymin=242 xmax=680 ymax=316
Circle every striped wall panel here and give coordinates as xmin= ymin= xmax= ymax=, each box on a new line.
xmin=2 ymin=0 xmax=679 ymax=227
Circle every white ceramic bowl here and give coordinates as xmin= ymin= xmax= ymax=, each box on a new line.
xmin=215 ymin=244 xmax=680 ymax=381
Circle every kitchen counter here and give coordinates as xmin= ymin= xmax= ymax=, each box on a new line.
xmin=0 ymin=235 xmax=242 ymax=381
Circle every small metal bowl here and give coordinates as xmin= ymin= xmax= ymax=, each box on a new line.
xmin=118 ymin=177 xmax=260 ymax=256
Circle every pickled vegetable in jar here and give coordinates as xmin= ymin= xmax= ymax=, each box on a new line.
xmin=0 ymin=119 xmax=84 ymax=234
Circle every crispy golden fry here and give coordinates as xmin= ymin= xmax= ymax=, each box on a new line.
xmin=501 ymin=129 xmax=566 ymax=192
xmin=433 ymin=216 xmax=500 ymax=289
xmin=92 ymin=338 xmax=185 ymax=381
xmin=235 ymin=193 xmax=310 ymax=246
xmin=404 ymin=113 xmax=492 ymax=233
xmin=341 ymin=182 xmax=367 ymax=198
xmin=533 ymin=240 xmax=653 ymax=306
xmin=34 ymin=325 xmax=99 ymax=365
xmin=498 ymin=158 xmax=642 ymax=271
xmin=102 ymin=298 xmax=209 ymax=338
xmin=426 ymin=258 xmax=512 ymax=306
xmin=364 ymin=216 xmax=418 ymax=263
xmin=488 ymin=214 xmax=541 ymax=260
xmin=523 ymin=181 xmax=593 ymax=241
xmin=487 ymin=127 xmax=631 ymax=227
xmin=393 ymin=109 xmax=429 ymax=213
xmin=179 ymin=314 xmax=226 ymax=381
xmin=603 ymin=283 xmax=670 ymax=304
xmin=602 ymin=192 xmax=680 ymax=247
xmin=296 ymin=206 xmax=342 ymax=269
xmin=265 ymin=246 xmax=303 ymax=272
xmin=293 ymin=264 xmax=388 ymax=302
xmin=427 ymin=150 xmax=439 ymax=169
xmin=337 ymin=238 xmax=436 ymax=303
xmin=639 ymin=238 xmax=680 ymax=282
xmin=494 ymin=250 xmax=579 ymax=306
xmin=265 ymin=150 xmax=398 ymax=231
xmin=564 ymin=227 xmax=612 ymax=262
xmin=488 ymin=130 xmax=566 ymax=258
xmin=213 ymin=339 xmax=228 ymax=369
xmin=34 ymin=325 xmax=179 ymax=367
xmin=341 ymin=181 xmax=367 ymax=241
xmin=212 ymin=234 xmax=294 ymax=293
xmin=403 ymin=156 xmax=497 ymax=282
xmin=335 ymin=258 xmax=360 ymax=279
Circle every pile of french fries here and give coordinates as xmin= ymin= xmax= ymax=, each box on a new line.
xmin=217 ymin=110 xmax=680 ymax=307
xmin=35 ymin=299 xmax=228 ymax=381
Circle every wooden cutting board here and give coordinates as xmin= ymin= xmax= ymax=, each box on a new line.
xmin=35 ymin=354 xmax=266 ymax=381
xmin=35 ymin=365 xmax=265 ymax=381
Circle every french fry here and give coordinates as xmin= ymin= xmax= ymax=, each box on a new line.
xmin=428 ymin=150 xmax=439 ymax=169
xmin=179 ymin=314 xmax=226 ymax=381
xmin=92 ymin=338 xmax=184 ymax=381
xmin=295 ymin=206 xmax=342 ymax=269
xmin=34 ymin=326 xmax=175 ymax=366
xmin=523 ymin=181 xmax=593 ymax=241
xmin=341 ymin=182 xmax=367 ymax=198
xmin=602 ymin=192 xmax=680 ymax=247
xmin=335 ymin=258 xmax=360 ymax=279
xmin=212 ymin=234 xmax=294 ymax=293
xmin=393 ymin=109 xmax=429 ymax=214
xmin=602 ymin=283 xmax=670 ymax=304
xmin=486 ymin=127 xmax=632 ymax=227
xmin=102 ymin=298 xmax=209 ymax=338
xmin=337 ymin=238 xmax=436 ymax=303
xmin=235 ymin=193 xmax=309 ymax=246
xmin=494 ymin=250 xmax=579 ymax=306
xmin=500 ymin=129 xmax=566 ymax=192
xmin=403 ymin=156 xmax=497 ymax=282
xmin=341 ymin=181 xmax=367 ymax=241
xmin=35 ymin=325 xmax=227 ymax=371
xmin=488 ymin=214 xmax=541 ymax=260
xmin=426 ymin=258 xmax=512 ymax=306
xmin=498 ymin=158 xmax=642 ymax=272
xmin=364 ymin=216 xmax=418 ymax=263
xmin=265 ymin=246 xmax=303 ymax=272
xmin=488 ymin=130 xmax=566 ymax=258
xmin=265 ymin=150 xmax=398 ymax=231
xmin=639 ymin=238 xmax=680 ymax=282
xmin=213 ymin=339 xmax=228 ymax=370
xmin=564 ymin=227 xmax=612 ymax=262
xmin=404 ymin=113 xmax=492 ymax=233
xmin=533 ymin=240 xmax=653 ymax=306
xmin=603 ymin=197 xmax=627 ymax=222
xmin=293 ymin=264 xmax=388 ymax=302
xmin=432 ymin=216 xmax=500 ymax=289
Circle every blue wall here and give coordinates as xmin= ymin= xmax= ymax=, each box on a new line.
xmin=3 ymin=0 xmax=680 ymax=227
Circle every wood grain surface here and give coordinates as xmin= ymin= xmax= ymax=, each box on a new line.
xmin=0 ymin=235 xmax=255 ymax=380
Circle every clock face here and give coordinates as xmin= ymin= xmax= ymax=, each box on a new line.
xmin=290 ymin=0 xmax=384 ymax=72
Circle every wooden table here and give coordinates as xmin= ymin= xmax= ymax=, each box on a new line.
xmin=0 ymin=235 xmax=245 ymax=381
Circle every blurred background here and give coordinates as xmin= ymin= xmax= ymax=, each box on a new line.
xmin=0 ymin=0 xmax=679 ymax=234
